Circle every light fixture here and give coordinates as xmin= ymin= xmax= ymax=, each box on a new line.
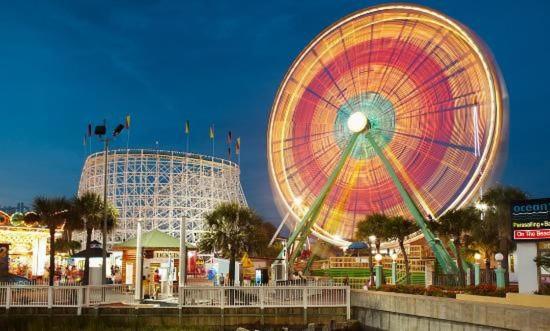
xmin=475 ymin=202 xmax=488 ymax=211
xmin=495 ymin=252 xmax=504 ymax=262
xmin=293 ymin=197 xmax=303 ymax=206
xmin=474 ymin=253 xmax=481 ymax=261
xmin=368 ymin=235 xmax=376 ymax=243
xmin=391 ymin=253 xmax=398 ymax=261
xmin=375 ymin=253 xmax=382 ymax=262
xmin=347 ymin=112 xmax=368 ymax=133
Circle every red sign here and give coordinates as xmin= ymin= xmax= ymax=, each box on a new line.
xmin=514 ymin=229 xmax=550 ymax=240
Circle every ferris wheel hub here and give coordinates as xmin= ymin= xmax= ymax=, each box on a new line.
xmin=347 ymin=112 xmax=368 ymax=133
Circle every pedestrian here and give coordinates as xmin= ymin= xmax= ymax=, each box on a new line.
xmin=153 ymin=269 xmax=161 ymax=299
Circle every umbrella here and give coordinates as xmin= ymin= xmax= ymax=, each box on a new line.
xmin=347 ymin=241 xmax=369 ymax=257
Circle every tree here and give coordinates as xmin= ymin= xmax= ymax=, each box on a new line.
xmin=73 ymin=191 xmax=118 ymax=285
xmin=198 ymin=203 xmax=267 ymax=284
xmin=482 ymin=185 xmax=527 ymax=284
xmin=26 ymin=197 xmax=70 ymax=286
xmin=470 ymin=212 xmax=500 ymax=283
xmin=428 ymin=207 xmax=479 ymax=286
xmin=383 ymin=216 xmax=419 ymax=285
xmin=356 ymin=213 xmax=389 ymax=284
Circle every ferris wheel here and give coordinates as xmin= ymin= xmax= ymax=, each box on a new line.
xmin=267 ymin=4 xmax=506 ymax=273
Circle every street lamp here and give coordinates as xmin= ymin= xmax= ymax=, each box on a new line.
xmin=391 ymin=252 xmax=398 ymax=284
xmin=494 ymin=252 xmax=505 ymax=289
xmin=93 ymin=120 xmax=125 ymax=285
xmin=374 ymin=253 xmax=383 ymax=289
xmin=474 ymin=253 xmax=481 ymax=286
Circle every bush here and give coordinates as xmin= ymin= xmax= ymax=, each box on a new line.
xmin=369 ymin=284 xmax=515 ymax=298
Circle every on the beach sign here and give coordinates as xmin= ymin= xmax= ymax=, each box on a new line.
xmin=511 ymin=198 xmax=550 ymax=241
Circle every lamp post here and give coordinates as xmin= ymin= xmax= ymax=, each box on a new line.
xmin=93 ymin=121 xmax=125 ymax=285
xmin=495 ymin=252 xmax=505 ymax=289
xmin=391 ymin=252 xmax=398 ymax=285
xmin=374 ymin=253 xmax=383 ymax=289
xmin=179 ymin=218 xmax=187 ymax=286
xmin=134 ymin=219 xmax=143 ymax=301
xmin=474 ymin=253 xmax=481 ymax=286
xmin=368 ymin=235 xmax=376 ymax=285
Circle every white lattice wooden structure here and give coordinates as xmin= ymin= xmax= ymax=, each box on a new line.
xmin=78 ymin=149 xmax=247 ymax=246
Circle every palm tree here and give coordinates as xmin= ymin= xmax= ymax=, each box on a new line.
xmin=383 ymin=216 xmax=419 ymax=285
xmin=25 ymin=197 xmax=70 ymax=286
xmin=198 ymin=203 xmax=264 ymax=284
xmin=428 ymin=207 xmax=479 ymax=286
xmin=481 ymin=185 xmax=527 ymax=285
xmin=73 ymin=191 xmax=118 ymax=285
xmin=356 ymin=213 xmax=389 ymax=284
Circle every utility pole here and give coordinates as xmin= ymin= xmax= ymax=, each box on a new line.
xmin=101 ymin=138 xmax=109 ymax=284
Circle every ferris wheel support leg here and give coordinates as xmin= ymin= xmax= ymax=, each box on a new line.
xmin=278 ymin=133 xmax=362 ymax=267
xmin=365 ymin=133 xmax=458 ymax=275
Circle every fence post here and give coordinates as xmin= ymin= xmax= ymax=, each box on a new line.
xmin=303 ymin=287 xmax=308 ymax=324
xmin=77 ymin=287 xmax=83 ymax=315
xmin=85 ymin=286 xmax=91 ymax=306
xmin=259 ymin=287 xmax=264 ymax=310
xmin=346 ymin=286 xmax=351 ymax=320
xmin=220 ymin=287 xmax=224 ymax=310
xmin=48 ymin=286 xmax=53 ymax=308
xmin=6 ymin=287 xmax=11 ymax=309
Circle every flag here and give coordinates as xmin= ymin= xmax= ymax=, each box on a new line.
xmin=87 ymin=124 xmax=92 ymax=137
xmin=125 ymin=114 xmax=131 ymax=129
xmin=209 ymin=124 xmax=215 ymax=139
xmin=185 ymin=120 xmax=190 ymax=134
xmin=235 ymin=137 xmax=240 ymax=155
xmin=227 ymin=131 xmax=232 ymax=144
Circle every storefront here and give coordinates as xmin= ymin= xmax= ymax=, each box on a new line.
xmin=113 ymin=230 xmax=192 ymax=295
xmin=511 ymin=198 xmax=550 ymax=293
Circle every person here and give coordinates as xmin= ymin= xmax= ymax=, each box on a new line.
xmin=153 ymin=269 xmax=161 ymax=299
xmin=219 ymin=273 xmax=225 ymax=286
xmin=343 ymin=276 xmax=349 ymax=286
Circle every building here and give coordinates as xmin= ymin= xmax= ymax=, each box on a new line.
xmin=78 ymin=149 xmax=247 ymax=247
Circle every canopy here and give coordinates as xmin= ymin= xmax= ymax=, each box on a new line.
xmin=114 ymin=229 xmax=183 ymax=249
xmin=72 ymin=240 xmax=111 ymax=258
xmin=347 ymin=241 xmax=369 ymax=250
xmin=72 ymin=247 xmax=111 ymax=258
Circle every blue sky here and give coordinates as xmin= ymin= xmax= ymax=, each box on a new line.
xmin=1 ymin=0 xmax=549 ymax=223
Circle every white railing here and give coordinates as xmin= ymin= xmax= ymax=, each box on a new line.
xmin=0 ymin=284 xmax=350 ymax=320
xmin=179 ymin=285 xmax=350 ymax=319
xmin=0 ymin=284 xmax=132 ymax=314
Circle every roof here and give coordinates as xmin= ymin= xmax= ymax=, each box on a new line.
xmin=114 ymin=230 xmax=184 ymax=249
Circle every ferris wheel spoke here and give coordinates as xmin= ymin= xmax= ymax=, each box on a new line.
xmin=396 ymin=96 xmax=480 ymax=120
xmin=338 ymin=28 xmax=360 ymax=101
xmin=379 ymin=26 xmax=448 ymax=102
xmin=380 ymin=60 xmax=473 ymax=117
xmin=311 ymin=49 xmax=357 ymax=113
xmin=272 ymin=129 xmax=338 ymax=145
xmin=370 ymin=18 xmax=414 ymax=105
xmin=289 ymin=77 xmax=343 ymax=113
xmin=282 ymin=136 xmax=347 ymax=179
xmin=388 ymin=137 xmax=470 ymax=176
xmin=374 ymin=128 xmax=475 ymax=154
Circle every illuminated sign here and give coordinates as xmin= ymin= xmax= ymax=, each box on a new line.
xmin=511 ymin=198 xmax=550 ymax=241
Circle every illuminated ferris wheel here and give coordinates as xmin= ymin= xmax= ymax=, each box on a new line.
xmin=267 ymin=4 xmax=506 ymax=272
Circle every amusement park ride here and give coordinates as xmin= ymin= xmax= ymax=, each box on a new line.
xmin=267 ymin=4 xmax=506 ymax=275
